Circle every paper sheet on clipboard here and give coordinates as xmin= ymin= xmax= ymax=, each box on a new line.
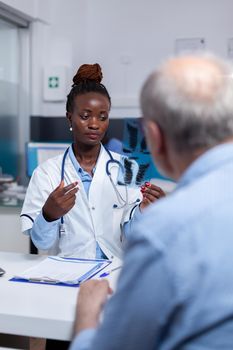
xmin=11 ymin=256 xmax=111 ymax=286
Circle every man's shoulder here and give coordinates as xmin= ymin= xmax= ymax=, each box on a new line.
xmin=134 ymin=166 xmax=233 ymax=251
xmin=133 ymin=181 xmax=210 ymax=248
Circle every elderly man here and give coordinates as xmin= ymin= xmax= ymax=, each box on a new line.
xmin=70 ymin=54 xmax=233 ymax=350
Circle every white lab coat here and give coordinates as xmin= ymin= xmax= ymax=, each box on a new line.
xmin=21 ymin=145 xmax=142 ymax=259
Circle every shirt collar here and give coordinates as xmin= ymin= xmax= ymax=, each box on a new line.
xmin=68 ymin=144 xmax=100 ymax=175
xmin=177 ymin=142 xmax=233 ymax=190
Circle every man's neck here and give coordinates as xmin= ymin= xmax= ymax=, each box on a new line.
xmin=170 ymin=139 xmax=233 ymax=181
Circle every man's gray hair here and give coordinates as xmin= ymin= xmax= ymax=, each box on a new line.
xmin=140 ymin=53 xmax=233 ymax=152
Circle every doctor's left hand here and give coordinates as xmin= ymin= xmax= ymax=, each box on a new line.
xmin=139 ymin=182 xmax=165 ymax=211
xmin=42 ymin=180 xmax=79 ymax=222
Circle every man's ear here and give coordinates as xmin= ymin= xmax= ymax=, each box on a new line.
xmin=144 ymin=119 xmax=165 ymax=159
xmin=145 ymin=119 xmax=176 ymax=180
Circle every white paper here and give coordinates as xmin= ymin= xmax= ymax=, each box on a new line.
xmin=14 ymin=256 xmax=110 ymax=285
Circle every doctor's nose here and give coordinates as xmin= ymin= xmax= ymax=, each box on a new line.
xmin=88 ymin=117 xmax=99 ymax=130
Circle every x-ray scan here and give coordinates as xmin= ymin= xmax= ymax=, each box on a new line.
xmin=117 ymin=118 xmax=169 ymax=187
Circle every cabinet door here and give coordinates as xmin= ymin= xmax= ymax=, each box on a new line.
xmin=0 ymin=207 xmax=29 ymax=253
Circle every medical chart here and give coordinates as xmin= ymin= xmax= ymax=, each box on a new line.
xmin=12 ymin=256 xmax=111 ymax=286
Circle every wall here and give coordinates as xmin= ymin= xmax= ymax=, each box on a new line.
xmin=35 ymin=0 xmax=233 ymax=118
xmin=32 ymin=0 xmax=88 ymax=117
xmin=0 ymin=0 xmax=35 ymax=19
xmin=0 ymin=0 xmax=50 ymax=21
xmin=84 ymin=0 xmax=233 ymax=117
xmin=2 ymin=0 xmax=233 ymax=119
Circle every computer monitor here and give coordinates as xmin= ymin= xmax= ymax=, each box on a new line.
xmin=26 ymin=142 xmax=71 ymax=177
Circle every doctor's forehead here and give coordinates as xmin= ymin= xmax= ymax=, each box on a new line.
xmin=73 ymin=92 xmax=110 ymax=110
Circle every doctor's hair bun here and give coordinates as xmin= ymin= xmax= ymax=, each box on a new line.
xmin=72 ymin=63 xmax=103 ymax=87
xmin=66 ymin=62 xmax=111 ymax=113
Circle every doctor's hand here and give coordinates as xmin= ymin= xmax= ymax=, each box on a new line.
xmin=139 ymin=182 xmax=165 ymax=212
xmin=74 ymin=280 xmax=113 ymax=335
xmin=42 ymin=180 xmax=79 ymax=222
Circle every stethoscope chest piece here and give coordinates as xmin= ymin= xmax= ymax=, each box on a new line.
xmin=59 ymin=223 xmax=66 ymax=236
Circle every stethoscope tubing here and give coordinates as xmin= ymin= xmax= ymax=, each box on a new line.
xmin=60 ymin=145 xmax=140 ymax=225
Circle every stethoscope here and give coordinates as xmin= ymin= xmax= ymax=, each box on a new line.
xmin=59 ymin=146 xmax=141 ymax=235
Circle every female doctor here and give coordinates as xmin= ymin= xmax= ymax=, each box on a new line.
xmin=21 ymin=63 xmax=165 ymax=259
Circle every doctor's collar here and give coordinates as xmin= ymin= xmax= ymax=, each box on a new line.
xmin=68 ymin=145 xmax=97 ymax=176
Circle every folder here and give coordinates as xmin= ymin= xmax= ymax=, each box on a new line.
xmin=10 ymin=256 xmax=111 ymax=287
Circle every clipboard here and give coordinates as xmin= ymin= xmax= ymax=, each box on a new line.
xmin=10 ymin=256 xmax=112 ymax=287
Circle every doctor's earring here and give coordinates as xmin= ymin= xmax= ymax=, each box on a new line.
xmin=69 ymin=126 xmax=73 ymax=131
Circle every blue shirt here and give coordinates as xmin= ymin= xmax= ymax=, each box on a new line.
xmin=70 ymin=143 xmax=233 ymax=350
xmin=30 ymin=146 xmax=141 ymax=257
xmin=68 ymin=147 xmax=106 ymax=259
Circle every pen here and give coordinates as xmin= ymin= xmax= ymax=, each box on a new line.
xmin=99 ymin=266 xmax=122 ymax=278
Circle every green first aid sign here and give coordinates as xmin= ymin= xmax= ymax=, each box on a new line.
xmin=48 ymin=76 xmax=59 ymax=88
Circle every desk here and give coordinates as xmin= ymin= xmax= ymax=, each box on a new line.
xmin=0 ymin=252 xmax=121 ymax=341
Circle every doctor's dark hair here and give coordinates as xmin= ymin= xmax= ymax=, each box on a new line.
xmin=66 ymin=63 xmax=111 ymax=113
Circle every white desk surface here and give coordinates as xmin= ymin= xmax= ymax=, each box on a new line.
xmin=0 ymin=252 xmax=121 ymax=341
